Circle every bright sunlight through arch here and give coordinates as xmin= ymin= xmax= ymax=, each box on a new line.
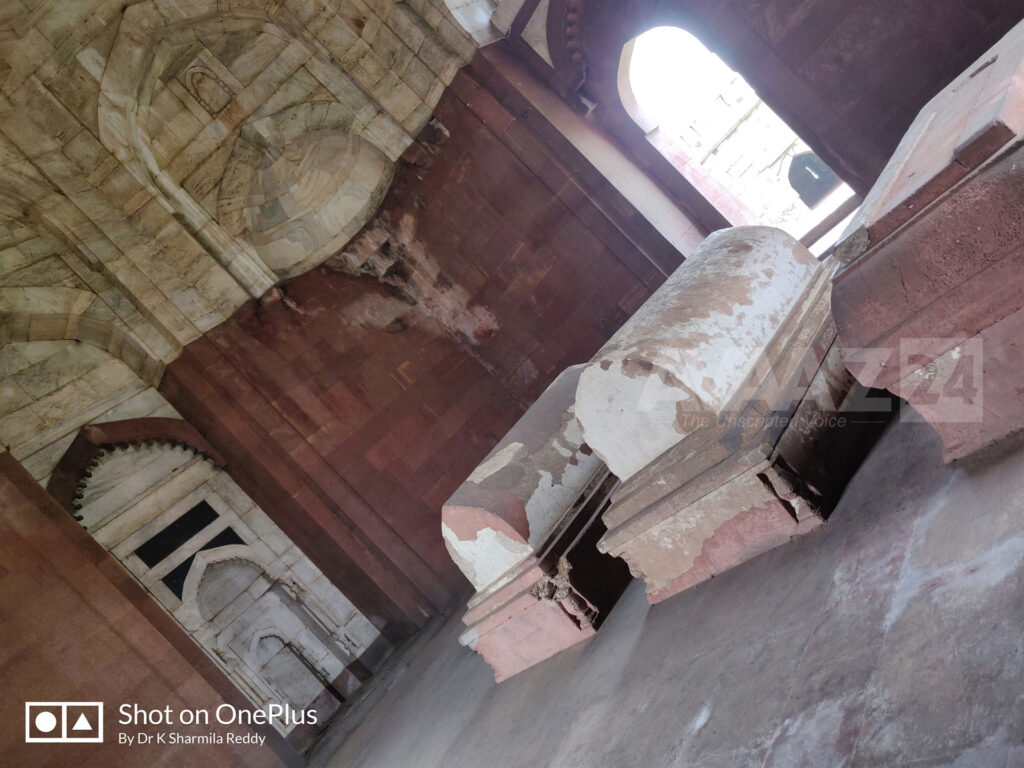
xmin=621 ymin=26 xmax=855 ymax=249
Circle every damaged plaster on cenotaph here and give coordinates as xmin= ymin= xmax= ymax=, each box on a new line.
xmin=443 ymin=365 xmax=630 ymax=681
xmin=442 ymin=365 xmax=602 ymax=591
xmin=576 ymin=226 xmax=889 ymax=603
xmin=575 ymin=226 xmax=822 ymax=481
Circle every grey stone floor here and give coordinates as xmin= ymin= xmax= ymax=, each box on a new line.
xmin=321 ymin=414 xmax=1024 ymax=768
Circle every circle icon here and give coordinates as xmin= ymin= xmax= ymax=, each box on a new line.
xmin=34 ymin=711 xmax=57 ymax=733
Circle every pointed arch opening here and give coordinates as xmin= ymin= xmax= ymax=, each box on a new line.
xmin=619 ymin=26 xmax=857 ymax=251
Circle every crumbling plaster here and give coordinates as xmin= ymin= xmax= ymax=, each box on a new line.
xmin=442 ymin=365 xmax=601 ymax=593
xmin=576 ymin=226 xmax=822 ymax=481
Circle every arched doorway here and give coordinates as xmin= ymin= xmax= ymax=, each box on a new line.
xmin=619 ymin=26 xmax=857 ymax=249
xmin=71 ymin=439 xmax=382 ymax=747
xmin=0 ymin=337 xmax=388 ymax=752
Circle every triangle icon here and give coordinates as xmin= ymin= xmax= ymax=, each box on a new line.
xmin=72 ymin=713 xmax=92 ymax=731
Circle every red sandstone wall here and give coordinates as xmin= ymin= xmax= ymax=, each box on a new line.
xmin=160 ymin=63 xmax=671 ymax=636
xmin=0 ymin=453 xmax=298 ymax=768
xmin=388 ymin=69 xmax=666 ymax=399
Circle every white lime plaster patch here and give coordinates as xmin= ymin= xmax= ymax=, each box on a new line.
xmin=468 ymin=441 xmax=525 ymax=484
xmin=442 ymin=521 xmax=533 ymax=592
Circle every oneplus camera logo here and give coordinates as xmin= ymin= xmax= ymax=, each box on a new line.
xmin=25 ymin=702 xmax=103 ymax=743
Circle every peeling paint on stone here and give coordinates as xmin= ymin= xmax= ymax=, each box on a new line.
xmin=441 ymin=521 xmax=534 ymax=591
xmin=443 ymin=366 xmax=602 ymax=592
xmin=580 ymin=225 xmax=887 ymax=605
xmin=442 ymin=365 xmax=628 ymax=682
xmin=576 ymin=226 xmax=820 ymax=481
xmin=468 ymin=442 xmax=525 ymax=484
xmin=609 ymin=462 xmax=822 ymax=602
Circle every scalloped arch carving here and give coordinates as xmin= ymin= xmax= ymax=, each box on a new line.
xmin=47 ymin=418 xmax=226 ymax=516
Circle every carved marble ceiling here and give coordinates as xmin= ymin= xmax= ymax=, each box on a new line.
xmin=0 ymin=0 xmax=476 ymax=375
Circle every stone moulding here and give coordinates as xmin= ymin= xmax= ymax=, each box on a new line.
xmin=578 ymin=226 xmax=889 ymax=603
xmin=831 ymin=19 xmax=1024 ymax=461
xmin=0 ymin=310 xmax=166 ymax=386
xmin=599 ymin=444 xmax=824 ymax=603
xmin=98 ymin=4 xmax=280 ymax=298
xmin=443 ymin=365 xmax=631 ymax=682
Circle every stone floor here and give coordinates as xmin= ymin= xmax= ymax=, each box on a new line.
xmin=317 ymin=410 xmax=1024 ymax=768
